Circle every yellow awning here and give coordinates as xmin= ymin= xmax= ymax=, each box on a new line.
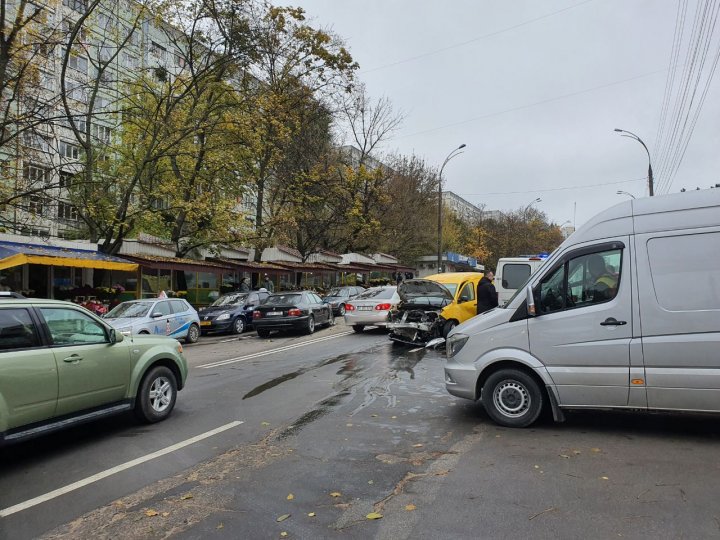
xmin=0 ymin=253 xmax=138 ymax=272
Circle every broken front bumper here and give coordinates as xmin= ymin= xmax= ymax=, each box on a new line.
xmin=387 ymin=320 xmax=443 ymax=346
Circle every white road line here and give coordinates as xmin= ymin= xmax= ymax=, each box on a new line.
xmin=0 ymin=420 xmax=244 ymax=519
xmin=408 ymin=347 xmax=424 ymax=353
xmin=197 ymin=331 xmax=354 ymax=369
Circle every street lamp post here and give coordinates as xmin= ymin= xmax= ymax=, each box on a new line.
xmin=523 ymin=197 xmax=541 ymax=217
xmin=616 ymin=190 xmax=636 ymax=199
xmin=437 ymin=143 xmax=466 ymax=273
xmin=614 ymin=128 xmax=654 ymax=196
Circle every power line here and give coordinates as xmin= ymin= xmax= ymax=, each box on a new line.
xmin=394 ymin=67 xmax=669 ymax=140
xmin=359 ymin=0 xmax=596 ymax=74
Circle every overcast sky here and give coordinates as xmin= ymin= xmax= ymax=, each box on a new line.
xmin=291 ymin=0 xmax=720 ymax=227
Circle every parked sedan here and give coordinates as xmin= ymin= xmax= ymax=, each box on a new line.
xmin=104 ymin=298 xmax=201 ymax=343
xmin=344 ymin=286 xmax=400 ymax=332
xmin=252 ymin=291 xmax=333 ymax=337
xmin=322 ymin=285 xmax=366 ymax=315
xmin=198 ymin=290 xmax=269 ymax=335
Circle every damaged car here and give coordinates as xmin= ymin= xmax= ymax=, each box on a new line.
xmin=387 ymin=279 xmax=456 ymax=346
xmin=387 ymin=273 xmax=485 ymax=346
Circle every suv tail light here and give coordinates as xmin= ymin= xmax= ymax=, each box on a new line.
xmin=375 ymin=303 xmax=391 ymax=311
xmin=345 ymin=304 xmax=355 ymax=311
xmin=287 ymin=308 xmax=301 ymax=317
xmin=253 ymin=310 xmax=262 ymax=319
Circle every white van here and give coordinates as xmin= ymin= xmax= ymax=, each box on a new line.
xmin=444 ymin=189 xmax=720 ymax=427
xmin=495 ymin=256 xmax=547 ymax=305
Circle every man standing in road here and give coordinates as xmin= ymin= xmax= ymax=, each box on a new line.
xmin=477 ymin=269 xmax=498 ymax=314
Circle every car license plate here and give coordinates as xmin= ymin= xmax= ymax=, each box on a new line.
xmin=200 ymin=321 xmax=211 ymax=326
xmin=358 ymin=306 xmax=372 ymax=311
xmin=267 ymin=311 xmax=283 ymax=316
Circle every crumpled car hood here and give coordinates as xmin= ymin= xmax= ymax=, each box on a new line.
xmin=397 ymin=279 xmax=454 ymax=303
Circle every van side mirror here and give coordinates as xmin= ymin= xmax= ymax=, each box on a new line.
xmin=526 ymin=285 xmax=536 ymax=317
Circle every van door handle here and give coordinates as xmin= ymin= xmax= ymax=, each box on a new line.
xmin=63 ymin=354 xmax=83 ymax=363
xmin=600 ymin=318 xmax=627 ymax=326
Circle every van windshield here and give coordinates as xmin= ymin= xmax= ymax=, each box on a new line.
xmin=501 ymin=274 xmax=534 ymax=308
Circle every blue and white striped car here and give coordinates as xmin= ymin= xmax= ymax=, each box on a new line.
xmin=104 ymin=298 xmax=201 ymax=343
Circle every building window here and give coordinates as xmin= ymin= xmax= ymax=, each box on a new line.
xmin=23 ymin=164 xmax=49 ymax=185
xmin=59 ymin=141 xmax=80 ymax=160
xmin=65 ymin=79 xmax=87 ymax=103
xmin=58 ymin=200 xmax=78 ymax=220
xmin=149 ymin=40 xmax=167 ymax=60
xmin=22 ymin=132 xmax=51 ymax=153
xmin=122 ymin=52 xmax=139 ymax=69
xmin=59 ymin=170 xmax=74 ymax=188
xmin=63 ymin=0 xmax=87 ymax=13
xmin=67 ymin=53 xmax=88 ymax=74
xmin=91 ymin=124 xmax=111 ymax=143
xmin=27 ymin=194 xmax=47 ymax=216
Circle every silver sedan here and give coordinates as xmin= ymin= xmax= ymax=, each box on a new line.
xmin=343 ymin=286 xmax=400 ymax=333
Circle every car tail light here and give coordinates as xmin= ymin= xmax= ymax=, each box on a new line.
xmin=375 ymin=303 xmax=392 ymax=311
xmin=345 ymin=304 xmax=355 ymax=311
xmin=253 ymin=310 xmax=262 ymax=319
xmin=287 ymin=308 xmax=301 ymax=317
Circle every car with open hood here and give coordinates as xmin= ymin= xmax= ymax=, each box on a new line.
xmin=198 ymin=290 xmax=269 ymax=335
xmin=387 ymin=272 xmax=485 ymax=345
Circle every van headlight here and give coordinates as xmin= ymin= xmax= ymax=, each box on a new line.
xmin=447 ymin=333 xmax=469 ymax=358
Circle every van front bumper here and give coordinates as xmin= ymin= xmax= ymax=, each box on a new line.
xmin=444 ymin=359 xmax=480 ymax=401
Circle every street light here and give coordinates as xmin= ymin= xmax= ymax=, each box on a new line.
xmin=614 ymin=128 xmax=654 ymax=196
xmin=616 ymin=190 xmax=636 ymax=199
xmin=437 ymin=143 xmax=466 ymax=273
xmin=523 ymin=197 xmax=541 ymax=218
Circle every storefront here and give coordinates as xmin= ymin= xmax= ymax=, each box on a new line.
xmin=0 ymin=240 xmax=138 ymax=300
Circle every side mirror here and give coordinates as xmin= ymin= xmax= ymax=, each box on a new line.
xmin=459 ymin=295 xmax=469 ymax=303
xmin=426 ymin=337 xmax=445 ymax=349
xmin=526 ymin=285 xmax=536 ymax=317
xmin=151 ymin=312 xmax=163 ymax=318
xmin=109 ymin=328 xmax=124 ymax=344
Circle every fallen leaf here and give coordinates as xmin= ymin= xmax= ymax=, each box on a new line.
xmin=534 ymin=465 xmax=540 ymax=469
xmin=346 ymin=423 xmax=353 ymax=427
xmin=280 ymin=533 xmax=288 ymax=538
xmin=308 ymin=512 xmax=316 ymax=517
xmin=276 ymin=513 xmax=291 ymax=522
xmin=391 ymin=416 xmax=397 ymax=419
xmin=495 ymin=435 xmax=501 ymax=438
xmin=145 ymin=510 xmax=159 ymax=517
xmin=330 ymin=492 xmax=342 ymax=498
xmin=405 ymin=504 xmax=417 ymax=511
xmin=371 ymin=414 xmax=378 ymax=417
xmin=559 ymin=454 xmax=570 ymax=459
xmin=366 ymin=512 xmax=383 ymax=520
xmin=591 ymin=448 xmax=601 ymax=453
xmin=162 ymin=512 xmax=170 ymax=517
xmin=368 ymin=480 xmax=374 ymax=485
xmin=600 ymin=476 xmax=609 ymax=480
xmin=261 ymin=421 xmax=271 ymax=426
xmin=180 ymin=494 xmax=193 ymax=500
xmin=412 ymin=444 xmax=424 ymax=448
xmin=286 ymin=494 xmax=294 ymax=500
xmin=572 ymin=450 xmax=581 ymax=455
xmin=216 ymin=523 xmax=224 ymax=530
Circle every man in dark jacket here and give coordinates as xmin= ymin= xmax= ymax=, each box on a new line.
xmin=476 ymin=270 xmax=499 ymax=314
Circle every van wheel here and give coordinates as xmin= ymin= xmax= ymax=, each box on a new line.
xmin=135 ymin=366 xmax=177 ymax=423
xmin=482 ymin=369 xmax=543 ymax=428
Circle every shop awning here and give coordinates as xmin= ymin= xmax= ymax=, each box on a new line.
xmin=122 ymin=254 xmax=232 ymax=274
xmin=0 ymin=241 xmax=138 ymax=272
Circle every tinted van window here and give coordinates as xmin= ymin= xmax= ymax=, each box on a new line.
xmin=0 ymin=308 xmax=40 ymax=350
xmin=648 ymin=232 xmax=720 ymax=311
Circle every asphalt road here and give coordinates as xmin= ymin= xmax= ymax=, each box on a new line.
xmin=2 ymin=321 xmax=720 ymax=539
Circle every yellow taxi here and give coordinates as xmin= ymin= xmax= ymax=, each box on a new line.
xmin=424 ymin=272 xmax=485 ymax=333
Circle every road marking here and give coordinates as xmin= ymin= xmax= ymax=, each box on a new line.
xmin=408 ymin=347 xmax=424 ymax=353
xmin=0 ymin=420 xmax=244 ymax=518
xmin=197 ymin=331 xmax=354 ymax=369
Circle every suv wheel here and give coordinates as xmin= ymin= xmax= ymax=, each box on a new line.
xmin=185 ymin=324 xmax=200 ymax=344
xmin=232 ymin=317 xmax=245 ymax=334
xmin=135 ymin=366 xmax=177 ymax=423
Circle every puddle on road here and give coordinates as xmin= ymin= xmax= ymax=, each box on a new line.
xmin=277 ymin=391 xmax=351 ymax=440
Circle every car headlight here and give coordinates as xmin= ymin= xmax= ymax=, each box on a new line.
xmin=447 ymin=333 xmax=469 ymax=358
xmin=216 ymin=313 xmax=231 ymax=321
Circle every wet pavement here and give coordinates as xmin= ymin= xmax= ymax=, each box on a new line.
xmin=4 ymin=324 xmax=720 ymax=539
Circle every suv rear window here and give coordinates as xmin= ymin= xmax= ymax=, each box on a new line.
xmin=0 ymin=308 xmax=40 ymax=350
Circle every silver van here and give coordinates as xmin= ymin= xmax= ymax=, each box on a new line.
xmin=444 ymin=189 xmax=720 ymax=427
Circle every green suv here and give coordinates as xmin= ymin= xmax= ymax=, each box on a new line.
xmin=0 ymin=297 xmax=188 ymax=445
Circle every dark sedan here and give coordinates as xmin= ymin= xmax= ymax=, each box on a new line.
xmin=322 ymin=285 xmax=366 ymax=316
xmin=199 ymin=291 xmax=269 ymax=335
xmin=252 ymin=291 xmax=334 ymax=337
